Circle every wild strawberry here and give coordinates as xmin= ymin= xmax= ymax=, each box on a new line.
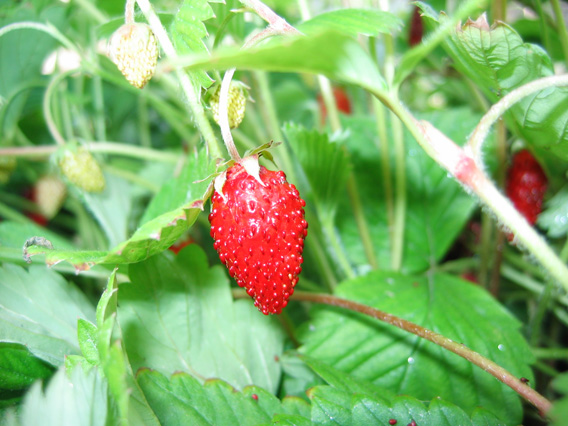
xmin=59 ymin=147 xmax=105 ymax=193
xmin=208 ymin=157 xmax=308 ymax=315
xmin=408 ymin=6 xmax=424 ymax=46
xmin=506 ymin=149 xmax=548 ymax=226
xmin=168 ymin=234 xmax=194 ymax=255
xmin=0 ymin=156 xmax=16 ymax=184
xmin=209 ymin=82 xmax=247 ymax=129
xmin=34 ymin=175 xmax=67 ymax=219
xmin=317 ymin=87 xmax=351 ymax=124
xmin=108 ymin=23 xmax=159 ymax=89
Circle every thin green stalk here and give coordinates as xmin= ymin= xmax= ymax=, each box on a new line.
xmin=74 ymin=0 xmax=108 ymax=24
xmin=44 ymin=70 xmax=77 ymax=146
xmin=478 ymin=211 xmax=493 ymax=288
xmin=347 ymin=174 xmax=378 ymax=269
xmin=233 ymin=289 xmax=553 ymax=417
xmin=374 ymin=85 xmax=568 ymax=291
xmin=0 ymin=142 xmax=180 ymax=163
xmin=551 ymin=0 xmax=568 ymax=69
xmin=390 ymin=108 xmax=406 ymax=271
xmin=0 ymin=201 xmax=32 ymax=224
xmin=59 ymin=82 xmax=75 ymax=141
xmin=321 ymin=217 xmax=355 ymax=280
xmin=501 ymin=264 xmax=568 ymax=308
xmin=468 ymin=75 xmax=568 ymax=162
xmin=138 ymin=96 xmax=152 ymax=148
xmin=372 ymin=97 xmax=395 ymax=251
xmin=135 ymin=0 xmax=224 ymax=160
xmin=532 ymin=347 xmax=568 ymax=360
xmin=534 ymin=0 xmax=552 ymax=58
xmin=561 ymin=237 xmax=568 ymax=262
xmin=534 ymin=360 xmax=560 ymax=377
xmin=528 ymin=281 xmax=554 ymax=347
xmin=438 ymin=257 xmax=479 ymax=273
xmin=103 ymin=164 xmax=160 ymax=193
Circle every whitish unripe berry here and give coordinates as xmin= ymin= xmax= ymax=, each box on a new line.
xmin=209 ymin=83 xmax=247 ymax=129
xmin=108 ymin=23 xmax=159 ymax=89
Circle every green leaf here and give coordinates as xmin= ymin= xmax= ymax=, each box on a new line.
xmin=182 ymin=30 xmax=386 ymax=93
xmin=81 ymin=174 xmax=132 ymax=249
xmin=18 ymin=367 xmax=107 ymax=426
xmin=298 ymin=354 xmax=395 ymax=403
xmin=538 ymin=186 xmax=568 ymax=238
xmin=394 ymin=0 xmax=487 ymax=87
xmin=551 ymin=372 xmax=568 ymax=426
xmin=424 ymin=9 xmax=568 ymax=162
xmin=298 ymin=272 xmax=534 ymax=423
xmin=170 ymin=0 xmax=215 ymax=90
xmin=118 ymin=246 xmax=285 ymax=393
xmin=0 ymin=343 xmax=54 ymax=398
xmin=23 ymin=151 xmax=215 ymax=271
xmin=0 ymin=5 xmax=66 ymax=137
xmin=137 ymin=369 xmax=310 ymax=426
xmin=0 ymin=264 xmax=95 ymax=366
xmin=283 ymin=123 xmax=351 ymax=222
xmin=298 ymin=9 xmax=402 ymax=38
xmin=337 ymin=108 xmax=477 ymax=273
xmin=306 ymin=386 xmax=502 ymax=426
xmin=77 ymin=319 xmax=99 ymax=366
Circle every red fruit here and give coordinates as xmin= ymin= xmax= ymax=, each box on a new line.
xmin=408 ymin=6 xmax=424 ymax=46
xmin=317 ymin=87 xmax=352 ymax=123
xmin=168 ymin=235 xmax=194 ymax=255
xmin=506 ymin=150 xmax=548 ymax=226
xmin=208 ymin=159 xmax=308 ymax=315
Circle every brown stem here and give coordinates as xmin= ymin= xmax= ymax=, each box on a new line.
xmin=232 ymin=289 xmax=552 ymax=417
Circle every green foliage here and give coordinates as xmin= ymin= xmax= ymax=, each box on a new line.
xmin=170 ymin=0 xmax=215 ymax=90
xmin=118 ymin=246 xmax=285 ymax=393
xmin=0 ymin=264 xmax=95 ymax=366
xmin=298 ymin=8 xmax=402 ymax=37
xmin=23 ymin=150 xmax=215 ymax=270
xmin=298 ymin=271 xmax=534 ymax=423
xmin=337 ymin=108 xmax=477 ymax=272
xmin=1 ymin=0 xmax=565 ymax=424
xmin=420 ymin=4 xmax=568 ymax=167
xmin=0 ymin=344 xmax=54 ymax=407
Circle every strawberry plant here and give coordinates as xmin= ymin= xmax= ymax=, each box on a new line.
xmin=2 ymin=0 xmax=568 ymax=425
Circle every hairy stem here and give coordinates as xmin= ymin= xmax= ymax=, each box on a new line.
xmin=285 ymin=290 xmax=552 ymax=416
xmin=44 ymin=71 xmax=77 ymax=146
xmin=135 ymin=0 xmax=223 ymax=159
xmin=468 ymin=74 xmax=568 ymax=162
xmin=125 ymin=0 xmax=136 ymax=24
xmin=551 ymin=0 xmax=568 ymax=69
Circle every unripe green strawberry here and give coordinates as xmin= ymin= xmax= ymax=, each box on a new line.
xmin=209 ymin=82 xmax=247 ymax=129
xmin=59 ymin=148 xmax=105 ymax=192
xmin=0 ymin=156 xmax=16 ymax=184
xmin=209 ymin=156 xmax=307 ymax=315
xmin=34 ymin=175 xmax=67 ymax=219
xmin=108 ymin=23 xmax=159 ymax=89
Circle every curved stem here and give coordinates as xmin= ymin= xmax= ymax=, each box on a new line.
xmin=468 ymin=74 xmax=568 ymax=163
xmin=376 ymin=90 xmax=568 ymax=291
xmin=242 ymin=289 xmax=552 ymax=417
xmin=219 ymin=69 xmax=241 ymax=161
xmin=44 ymin=71 xmax=76 ymax=146
xmin=0 ymin=142 xmax=180 ymax=163
xmin=135 ymin=0 xmax=224 ymax=160
xmin=0 ymin=22 xmax=78 ymax=52
xmin=125 ymin=0 xmax=136 ymax=24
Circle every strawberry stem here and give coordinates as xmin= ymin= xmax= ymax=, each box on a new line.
xmin=285 ymin=290 xmax=553 ymax=418
xmin=134 ymin=0 xmax=224 ymax=160
xmin=218 ymin=68 xmax=241 ymax=161
xmin=125 ymin=0 xmax=136 ymax=24
xmin=468 ymin=74 xmax=568 ymax=162
xmin=44 ymin=70 xmax=76 ymax=146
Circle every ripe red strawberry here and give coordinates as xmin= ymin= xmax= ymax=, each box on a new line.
xmin=408 ymin=6 xmax=424 ymax=46
xmin=208 ymin=157 xmax=308 ymax=315
xmin=506 ymin=149 xmax=548 ymax=226
xmin=317 ymin=87 xmax=352 ymax=124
